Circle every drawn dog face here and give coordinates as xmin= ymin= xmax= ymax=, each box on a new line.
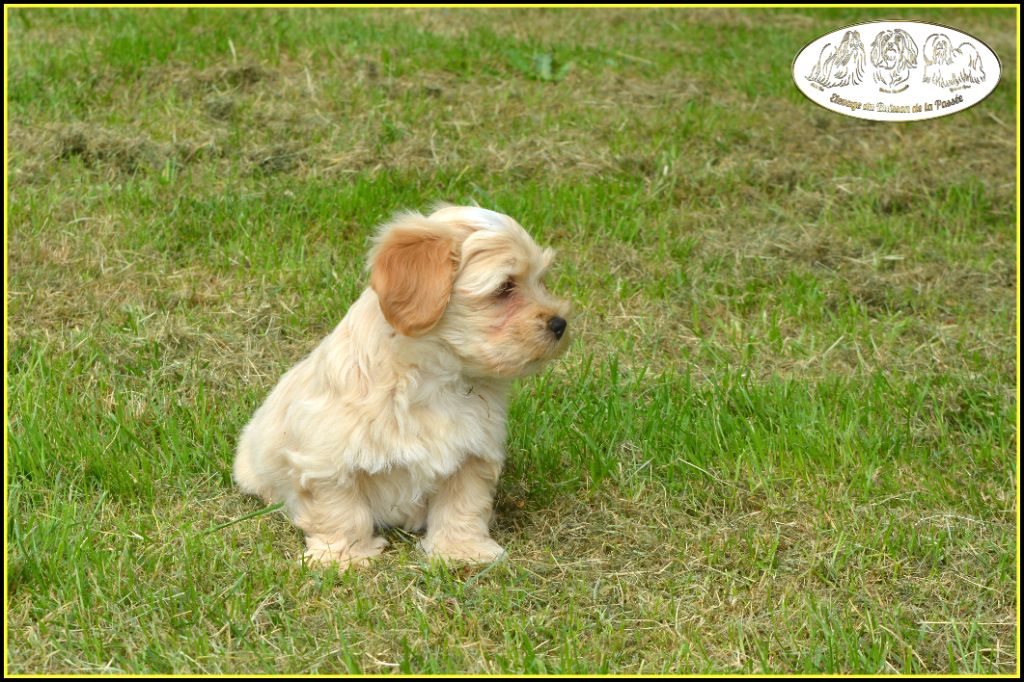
xmin=923 ymin=33 xmax=955 ymax=66
xmin=838 ymin=31 xmax=865 ymax=61
xmin=871 ymin=29 xmax=918 ymax=87
xmin=369 ymin=206 xmax=571 ymax=379
xmin=831 ymin=31 xmax=866 ymax=82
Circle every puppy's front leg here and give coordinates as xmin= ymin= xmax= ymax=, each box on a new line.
xmin=421 ymin=456 xmax=506 ymax=564
xmin=298 ymin=482 xmax=388 ymax=569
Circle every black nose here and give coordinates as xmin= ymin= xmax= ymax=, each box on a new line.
xmin=548 ymin=316 xmax=567 ymax=340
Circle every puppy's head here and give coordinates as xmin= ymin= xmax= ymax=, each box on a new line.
xmin=923 ymin=34 xmax=953 ymax=66
xmin=872 ymin=29 xmax=917 ymax=71
xmin=368 ymin=206 xmax=571 ymax=379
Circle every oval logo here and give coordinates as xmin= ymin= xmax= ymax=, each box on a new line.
xmin=793 ymin=20 xmax=1001 ymax=121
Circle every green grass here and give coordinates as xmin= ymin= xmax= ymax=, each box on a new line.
xmin=6 ymin=6 xmax=1018 ymax=675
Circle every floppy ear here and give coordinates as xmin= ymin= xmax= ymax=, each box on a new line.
xmin=901 ymin=31 xmax=918 ymax=66
xmin=870 ymin=32 xmax=885 ymax=65
xmin=368 ymin=215 xmax=459 ymax=337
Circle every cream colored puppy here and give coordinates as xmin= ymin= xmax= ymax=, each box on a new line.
xmin=233 ymin=205 xmax=570 ymax=567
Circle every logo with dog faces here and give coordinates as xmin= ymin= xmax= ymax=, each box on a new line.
xmin=793 ymin=20 xmax=1001 ymax=121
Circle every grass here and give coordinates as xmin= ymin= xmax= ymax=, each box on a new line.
xmin=5 ymin=6 xmax=1019 ymax=675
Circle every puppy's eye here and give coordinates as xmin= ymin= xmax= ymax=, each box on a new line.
xmin=495 ymin=278 xmax=516 ymax=299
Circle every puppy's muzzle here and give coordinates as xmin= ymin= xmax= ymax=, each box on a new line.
xmin=548 ymin=316 xmax=567 ymax=340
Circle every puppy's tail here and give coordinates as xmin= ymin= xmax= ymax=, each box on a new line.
xmin=233 ymin=427 xmax=267 ymax=498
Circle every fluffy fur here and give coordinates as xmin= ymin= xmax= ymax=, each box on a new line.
xmin=233 ymin=206 xmax=571 ymax=567
xmin=870 ymin=29 xmax=918 ymax=92
xmin=806 ymin=30 xmax=866 ymax=88
xmin=921 ymin=33 xmax=986 ymax=90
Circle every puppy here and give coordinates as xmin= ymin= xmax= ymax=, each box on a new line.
xmin=233 ymin=205 xmax=571 ymax=567
xmin=806 ymin=30 xmax=866 ymax=89
xmin=921 ymin=33 xmax=986 ymax=90
xmin=870 ymin=29 xmax=918 ymax=92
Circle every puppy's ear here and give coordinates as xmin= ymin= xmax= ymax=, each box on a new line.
xmin=369 ymin=216 xmax=460 ymax=337
xmin=903 ymin=32 xmax=918 ymax=64
xmin=870 ymin=31 xmax=885 ymax=64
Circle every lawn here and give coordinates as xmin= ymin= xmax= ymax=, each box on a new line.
xmin=5 ymin=6 xmax=1018 ymax=675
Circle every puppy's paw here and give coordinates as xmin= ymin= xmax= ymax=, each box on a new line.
xmin=303 ymin=535 xmax=388 ymax=569
xmin=421 ymin=536 xmax=506 ymax=565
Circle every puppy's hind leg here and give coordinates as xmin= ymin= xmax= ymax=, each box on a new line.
xmin=296 ymin=480 xmax=388 ymax=569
